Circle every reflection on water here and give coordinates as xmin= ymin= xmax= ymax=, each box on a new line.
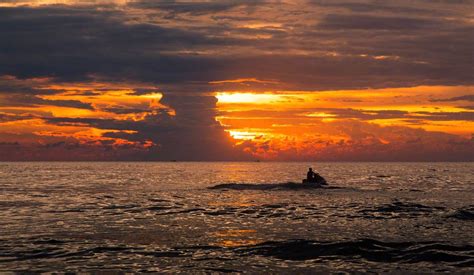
xmin=0 ymin=162 xmax=473 ymax=272
xmin=213 ymin=230 xmax=260 ymax=248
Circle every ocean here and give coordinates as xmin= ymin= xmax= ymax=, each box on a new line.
xmin=0 ymin=162 xmax=473 ymax=273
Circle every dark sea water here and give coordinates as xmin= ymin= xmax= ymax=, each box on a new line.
xmin=0 ymin=162 xmax=473 ymax=273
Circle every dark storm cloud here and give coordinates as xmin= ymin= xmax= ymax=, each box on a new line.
xmin=0 ymin=6 xmax=242 ymax=83
xmin=0 ymin=1 xmax=472 ymax=90
xmin=43 ymin=93 xmax=251 ymax=160
xmin=128 ymin=0 xmax=261 ymax=15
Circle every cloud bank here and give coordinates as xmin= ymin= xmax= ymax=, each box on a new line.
xmin=0 ymin=0 xmax=472 ymax=160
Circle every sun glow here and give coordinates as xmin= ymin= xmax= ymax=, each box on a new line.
xmin=216 ymin=92 xmax=285 ymax=104
xmin=305 ymin=112 xmax=337 ymax=118
xmin=227 ymin=130 xmax=268 ymax=140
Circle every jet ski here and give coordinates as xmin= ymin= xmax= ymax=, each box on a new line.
xmin=302 ymin=174 xmax=328 ymax=186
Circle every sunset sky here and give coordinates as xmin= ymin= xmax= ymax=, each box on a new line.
xmin=0 ymin=0 xmax=473 ymax=161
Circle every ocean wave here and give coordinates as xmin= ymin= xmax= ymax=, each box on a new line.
xmin=237 ymin=239 xmax=474 ymax=265
xmin=358 ymin=201 xmax=445 ymax=219
xmin=0 ymin=244 xmax=184 ymax=263
xmin=146 ymin=200 xmax=446 ymax=221
xmin=448 ymin=206 xmax=474 ymax=221
xmin=2 ymin=238 xmax=472 ymax=268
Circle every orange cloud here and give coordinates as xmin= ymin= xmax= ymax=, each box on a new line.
xmin=215 ymin=86 xmax=474 ymax=160
xmin=0 ymin=78 xmax=169 ymax=154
